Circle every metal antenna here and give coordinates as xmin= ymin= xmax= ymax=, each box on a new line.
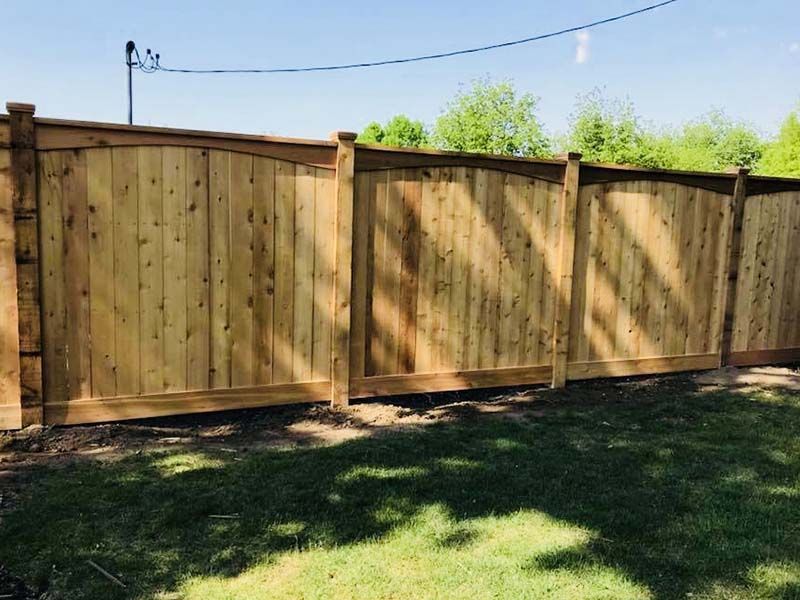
xmin=125 ymin=40 xmax=136 ymax=124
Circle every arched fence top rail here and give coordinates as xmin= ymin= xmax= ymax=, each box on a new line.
xmin=354 ymin=145 xmax=566 ymax=184
xmin=2 ymin=112 xmax=799 ymax=194
xmin=31 ymin=118 xmax=338 ymax=170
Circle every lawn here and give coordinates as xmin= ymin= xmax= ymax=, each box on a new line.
xmin=1 ymin=375 xmax=800 ymax=599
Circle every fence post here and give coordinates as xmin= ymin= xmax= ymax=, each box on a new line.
xmin=718 ymin=167 xmax=749 ymax=367
xmin=330 ymin=131 xmax=357 ymax=408
xmin=8 ymin=102 xmax=42 ymax=426
xmin=1 ymin=102 xmax=42 ymax=429
xmin=551 ymin=152 xmax=582 ymax=388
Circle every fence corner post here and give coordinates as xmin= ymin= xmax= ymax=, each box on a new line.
xmin=330 ymin=131 xmax=357 ymax=408
xmin=718 ymin=167 xmax=749 ymax=367
xmin=2 ymin=101 xmax=41 ymax=429
xmin=551 ymin=152 xmax=582 ymax=389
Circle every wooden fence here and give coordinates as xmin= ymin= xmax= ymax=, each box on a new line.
xmin=1 ymin=103 xmax=798 ymax=429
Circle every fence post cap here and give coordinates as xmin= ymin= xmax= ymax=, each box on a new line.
xmin=5 ymin=102 xmax=35 ymax=114
xmin=330 ymin=131 xmax=358 ymax=142
xmin=727 ymin=166 xmax=750 ymax=175
xmin=557 ymin=152 xmax=582 ymax=161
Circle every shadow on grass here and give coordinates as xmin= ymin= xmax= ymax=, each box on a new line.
xmin=2 ymin=378 xmax=800 ymax=599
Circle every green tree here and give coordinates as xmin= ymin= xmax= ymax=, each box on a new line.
xmin=665 ymin=111 xmax=764 ymax=172
xmin=431 ymin=79 xmax=551 ymax=157
xmin=564 ymin=90 xmax=765 ymax=172
xmin=356 ymin=115 xmax=428 ymax=148
xmin=759 ymin=107 xmax=800 ymax=177
xmin=563 ymin=90 xmax=662 ymax=167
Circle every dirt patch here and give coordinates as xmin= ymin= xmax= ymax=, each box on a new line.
xmin=2 ymin=366 xmax=797 ymax=465
xmin=0 ymin=366 xmax=796 ymax=516
xmin=695 ymin=365 xmax=800 ymax=392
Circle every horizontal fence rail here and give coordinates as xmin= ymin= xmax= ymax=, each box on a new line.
xmin=0 ymin=104 xmax=798 ymax=429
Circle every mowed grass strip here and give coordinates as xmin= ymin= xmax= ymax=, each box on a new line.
xmin=1 ymin=378 xmax=800 ymax=599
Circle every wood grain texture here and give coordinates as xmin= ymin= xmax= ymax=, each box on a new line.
xmin=330 ymin=134 xmax=356 ymax=406
xmin=112 ymin=147 xmax=141 ymax=396
xmin=551 ymin=156 xmax=580 ymax=387
xmin=731 ymin=191 xmax=800 ymax=352
xmin=0 ymin=149 xmax=22 ymax=428
xmin=229 ymin=152 xmax=255 ymax=387
xmin=569 ymin=181 xmax=732 ymax=364
xmin=13 ymin=129 xmax=800 ymax=429
xmin=45 ymin=381 xmax=330 ymax=426
xmin=86 ymin=148 xmax=116 ymax=398
xmin=62 ymin=149 xmax=92 ymax=399
xmin=272 ymin=160 xmax=295 ymax=383
xmin=38 ymin=152 xmax=68 ymax=405
xmin=209 ymin=150 xmax=231 ymax=388
xmin=162 ymin=147 xmax=188 ymax=391
xmin=253 ymin=157 xmax=276 ymax=384
xmin=185 ymin=149 xmax=210 ymax=390
xmin=137 ymin=147 xmax=164 ymax=394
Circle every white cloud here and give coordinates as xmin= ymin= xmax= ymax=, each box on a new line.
xmin=575 ymin=31 xmax=590 ymax=64
xmin=790 ymin=42 xmax=800 ymax=54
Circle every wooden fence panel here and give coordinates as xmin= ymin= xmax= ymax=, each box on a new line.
xmin=37 ymin=145 xmax=336 ymax=423
xmin=3 ymin=115 xmax=800 ymax=429
xmin=730 ymin=191 xmax=800 ymax=362
xmin=353 ymin=166 xmax=562 ymax=381
xmin=568 ymin=181 xmax=732 ymax=370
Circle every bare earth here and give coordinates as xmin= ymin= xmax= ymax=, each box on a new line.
xmin=1 ymin=365 xmax=797 ymax=502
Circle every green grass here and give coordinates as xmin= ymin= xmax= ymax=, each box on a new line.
xmin=2 ymin=378 xmax=800 ymax=599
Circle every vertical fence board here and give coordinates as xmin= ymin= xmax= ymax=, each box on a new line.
xmin=209 ymin=150 xmax=231 ymax=388
xmin=480 ymin=170 xmax=505 ymax=370
xmin=38 ymin=152 xmax=67 ymax=405
xmin=112 ymin=147 xmax=140 ymax=396
xmin=432 ymin=168 xmax=455 ymax=370
xmin=540 ymin=181 xmax=561 ymax=363
xmin=229 ymin=152 xmax=255 ymax=387
xmin=369 ymin=169 xmax=391 ymax=375
xmin=186 ymin=148 xmax=210 ymax=390
xmin=415 ymin=168 xmax=439 ymax=373
xmin=253 ymin=157 xmax=276 ymax=385
xmin=162 ymin=147 xmax=188 ymax=391
xmin=465 ymin=169 xmax=488 ymax=370
xmin=446 ymin=167 xmax=472 ymax=371
xmin=62 ymin=150 xmax=92 ymax=399
xmin=292 ymin=164 xmax=315 ymax=382
xmin=86 ymin=148 xmax=116 ymax=398
xmin=398 ymin=176 xmax=421 ymax=374
xmin=312 ymin=169 xmax=334 ymax=380
xmin=349 ymin=172 xmax=370 ymax=379
xmin=137 ymin=147 xmax=164 ymax=394
xmin=273 ymin=160 xmax=295 ymax=383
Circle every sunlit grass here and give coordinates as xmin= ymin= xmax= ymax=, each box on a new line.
xmin=182 ymin=507 xmax=648 ymax=600
xmin=1 ymin=379 xmax=799 ymax=599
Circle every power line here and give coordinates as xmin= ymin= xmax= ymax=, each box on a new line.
xmin=134 ymin=0 xmax=679 ymax=75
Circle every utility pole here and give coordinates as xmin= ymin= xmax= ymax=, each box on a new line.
xmin=125 ymin=40 xmax=135 ymax=125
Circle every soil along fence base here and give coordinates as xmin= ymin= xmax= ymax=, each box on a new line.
xmin=1 ymin=104 xmax=798 ymax=428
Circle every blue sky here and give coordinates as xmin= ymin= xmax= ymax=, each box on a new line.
xmin=2 ymin=0 xmax=798 ymax=140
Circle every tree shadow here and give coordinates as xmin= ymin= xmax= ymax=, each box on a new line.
xmin=2 ymin=377 xmax=800 ymax=598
